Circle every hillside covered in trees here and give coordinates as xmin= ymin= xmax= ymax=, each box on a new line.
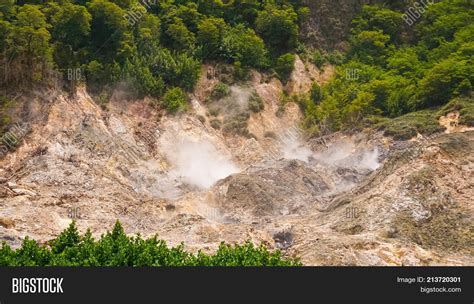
xmin=300 ymin=0 xmax=473 ymax=137
xmin=1 ymin=0 xmax=472 ymax=136
xmin=0 ymin=0 xmax=307 ymax=98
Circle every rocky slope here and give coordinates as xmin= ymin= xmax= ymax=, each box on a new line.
xmin=0 ymin=63 xmax=473 ymax=266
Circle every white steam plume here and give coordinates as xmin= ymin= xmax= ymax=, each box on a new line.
xmin=313 ymin=139 xmax=380 ymax=170
xmin=278 ymin=128 xmax=313 ymax=162
xmin=163 ymin=138 xmax=239 ymax=189
xmin=281 ymin=136 xmax=313 ymax=162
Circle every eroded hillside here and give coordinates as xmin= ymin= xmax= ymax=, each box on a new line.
xmin=0 ymin=62 xmax=473 ymax=266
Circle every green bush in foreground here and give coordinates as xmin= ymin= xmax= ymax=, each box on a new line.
xmin=0 ymin=221 xmax=301 ymax=266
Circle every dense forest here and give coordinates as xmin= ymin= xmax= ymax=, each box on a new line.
xmin=0 ymin=0 xmax=307 ymax=100
xmin=0 ymin=0 xmax=472 ymax=137
xmin=300 ymin=0 xmax=473 ymax=137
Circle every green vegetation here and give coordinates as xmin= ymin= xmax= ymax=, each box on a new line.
xmin=372 ymin=97 xmax=474 ymax=140
xmin=0 ymin=221 xmax=300 ymax=266
xmin=371 ymin=109 xmax=445 ymax=140
xmin=275 ymin=53 xmax=296 ymax=83
xmin=310 ymin=83 xmax=322 ymax=104
xmin=0 ymin=96 xmax=13 ymax=133
xmin=1 ymin=0 xmax=471 ymax=134
xmin=210 ymin=82 xmax=230 ymax=100
xmin=248 ymin=92 xmax=264 ymax=113
xmin=439 ymin=97 xmax=474 ymax=127
xmin=308 ymin=50 xmax=344 ymax=69
xmin=255 ymin=3 xmax=301 ymax=55
xmin=223 ymin=112 xmax=251 ymax=137
xmin=301 ymin=0 xmax=473 ymax=138
xmin=161 ymin=87 xmax=188 ymax=113
xmin=0 ymin=0 xmax=307 ymax=103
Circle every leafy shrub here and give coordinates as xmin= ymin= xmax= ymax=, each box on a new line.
xmin=222 ymin=112 xmax=250 ymax=136
xmin=275 ymin=53 xmax=296 ymax=83
xmin=255 ymin=4 xmax=299 ymax=54
xmin=161 ymin=87 xmax=188 ymax=113
xmin=96 ymin=90 xmax=111 ymax=111
xmin=232 ymin=61 xmax=250 ymax=82
xmin=248 ymin=93 xmax=264 ymax=113
xmin=310 ymin=83 xmax=322 ymax=104
xmin=416 ymin=57 xmax=473 ymax=108
xmin=0 ymin=222 xmax=301 ymax=266
xmin=211 ymin=82 xmax=230 ymax=100
xmin=122 ymin=57 xmax=164 ymax=98
xmin=150 ymin=48 xmax=201 ymax=92
xmin=197 ymin=17 xmax=226 ymax=59
xmin=221 ymin=24 xmax=268 ymax=68
xmin=312 ymin=50 xmax=326 ymax=68
xmin=325 ymin=51 xmax=345 ymax=65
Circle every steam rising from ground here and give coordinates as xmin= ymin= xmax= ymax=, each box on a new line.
xmin=277 ymin=128 xmax=380 ymax=171
xmin=206 ymin=85 xmax=254 ymax=117
xmin=229 ymin=86 xmax=252 ymax=108
xmin=280 ymin=133 xmax=313 ymax=162
xmin=313 ymin=139 xmax=380 ymax=170
xmin=163 ymin=137 xmax=239 ymax=189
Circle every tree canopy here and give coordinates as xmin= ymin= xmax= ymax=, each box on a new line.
xmin=302 ymin=0 xmax=473 ymax=136
xmin=0 ymin=0 xmax=307 ymax=98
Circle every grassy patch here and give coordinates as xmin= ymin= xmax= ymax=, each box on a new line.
xmin=370 ymin=109 xmax=446 ymax=140
xmin=366 ymin=97 xmax=474 ymax=140
xmin=438 ymin=97 xmax=474 ymax=126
